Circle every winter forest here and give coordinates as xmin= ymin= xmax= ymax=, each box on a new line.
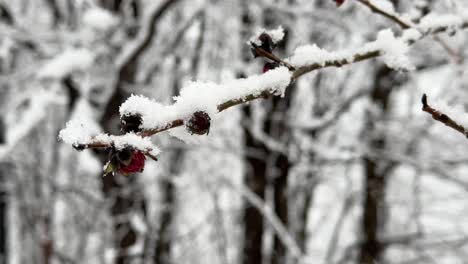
xmin=2 ymin=0 xmax=468 ymax=263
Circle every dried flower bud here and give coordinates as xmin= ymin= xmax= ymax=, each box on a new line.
xmin=263 ymin=62 xmax=280 ymax=73
xmin=72 ymin=143 xmax=86 ymax=151
xmin=119 ymin=151 xmax=146 ymax=175
xmin=334 ymin=0 xmax=345 ymax=6
xmin=103 ymin=149 xmax=147 ymax=177
xmin=186 ymin=111 xmax=211 ymax=135
xmin=121 ymin=114 xmax=143 ymax=133
xmin=250 ymin=33 xmax=276 ymax=57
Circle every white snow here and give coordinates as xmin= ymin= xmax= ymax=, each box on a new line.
xmin=287 ymin=44 xmax=339 ymax=68
xmin=38 ymin=48 xmax=95 ymax=79
xmin=374 ymin=29 xmax=414 ymax=70
xmin=59 ymin=67 xmax=291 ymax=155
xmin=59 ymin=121 xmax=161 ymax=156
xmin=83 ymin=7 xmax=118 ymax=31
xmin=249 ymin=26 xmax=285 ymax=46
xmin=59 ymin=118 xmax=100 ymax=146
xmin=401 ymin=28 xmax=423 ymax=42
xmin=94 ymin=133 xmax=161 ymax=156
xmin=60 ymin=67 xmax=290 ymax=150
xmin=120 ymin=67 xmax=292 ymax=130
xmin=288 ymin=29 xmax=413 ymax=70
xmin=418 ymin=13 xmax=464 ymax=33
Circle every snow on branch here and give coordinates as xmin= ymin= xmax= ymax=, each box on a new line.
xmin=120 ymin=67 xmax=291 ymax=132
xmin=292 ymin=12 xmax=468 ymax=79
xmin=290 ymin=28 xmax=416 ymax=75
xmin=356 ymin=0 xmax=463 ymax=62
xmin=249 ymin=26 xmax=285 ymax=46
xmin=421 ymin=94 xmax=468 ymax=139
xmin=59 ymin=67 xmax=291 ymax=148
xmin=59 ymin=119 xmax=161 ymax=157
xmin=59 ymin=10 xmax=468 ymax=176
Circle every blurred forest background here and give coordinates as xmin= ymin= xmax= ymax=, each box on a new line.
xmin=1 ymin=0 xmax=468 ymax=263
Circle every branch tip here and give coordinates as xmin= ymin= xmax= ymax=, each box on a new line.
xmin=421 ymin=94 xmax=428 ymax=108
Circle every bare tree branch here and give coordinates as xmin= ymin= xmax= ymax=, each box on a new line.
xmin=357 ymin=0 xmax=410 ymax=29
xmin=356 ymin=0 xmax=463 ymax=63
xmin=421 ymin=94 xmax=468 ymax=138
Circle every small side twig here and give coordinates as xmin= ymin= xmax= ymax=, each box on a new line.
xmin=252 ymin=46 xmax=295 ymax=71
xmin=421 ymin=94 xmax=468 ymax=138
xmin=357 ymin=0 xmax=463 ymax=64
xmin=357 ymin=0 xmax=410 ymax=29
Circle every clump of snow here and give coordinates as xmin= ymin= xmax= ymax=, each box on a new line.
xmin=374 ymin=29 xmax=414 ymax=70
xmin=119 ymin=95 xmax=177 ymax=131
xmin=59 ymin=120 xmax=160 ymax=156
xmin=83 ymin=7 xmax=118 ymax=31
xmin=94 ymin=133 xmax=161 ymax=156
xmin=287 ymin=44 xmax=339 ymax=68
xmin=418 ymin=13 xmax=464 ymax=33
xmin=401 ymin=28 xmax=423 ymax=42
xmin=288 ymin=29 xmax=413 ymax=70
xmin=59 ymin=118 xmax=100 ymax=146
xmin=120 ymin=67 xmax=292 ymax=130
xmin=250 ymin=26 xmax=285 ymax=45
xmin=38 ymin=48 xmax=95 ymax=79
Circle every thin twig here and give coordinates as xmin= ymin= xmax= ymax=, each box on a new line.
xmin=356 ymin=0 xmax=463 ymax=63
xmin=253 ymin=46 xmax=296 ymax=70
xmin=357 ymin=0 xmax=410 ymax=29
xmin=421 ymin=94 xmax=468 ymax=138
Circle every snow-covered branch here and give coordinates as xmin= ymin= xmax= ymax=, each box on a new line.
xmin=60 ymin=10 xmax=468 ymax=175
xmin=421 ymin=94 xmax=468 ymax=139
xmin=293 ymin=11 xmax=468 ymax=79
xmin=356 ymin=0 xmax=462 ymax=63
